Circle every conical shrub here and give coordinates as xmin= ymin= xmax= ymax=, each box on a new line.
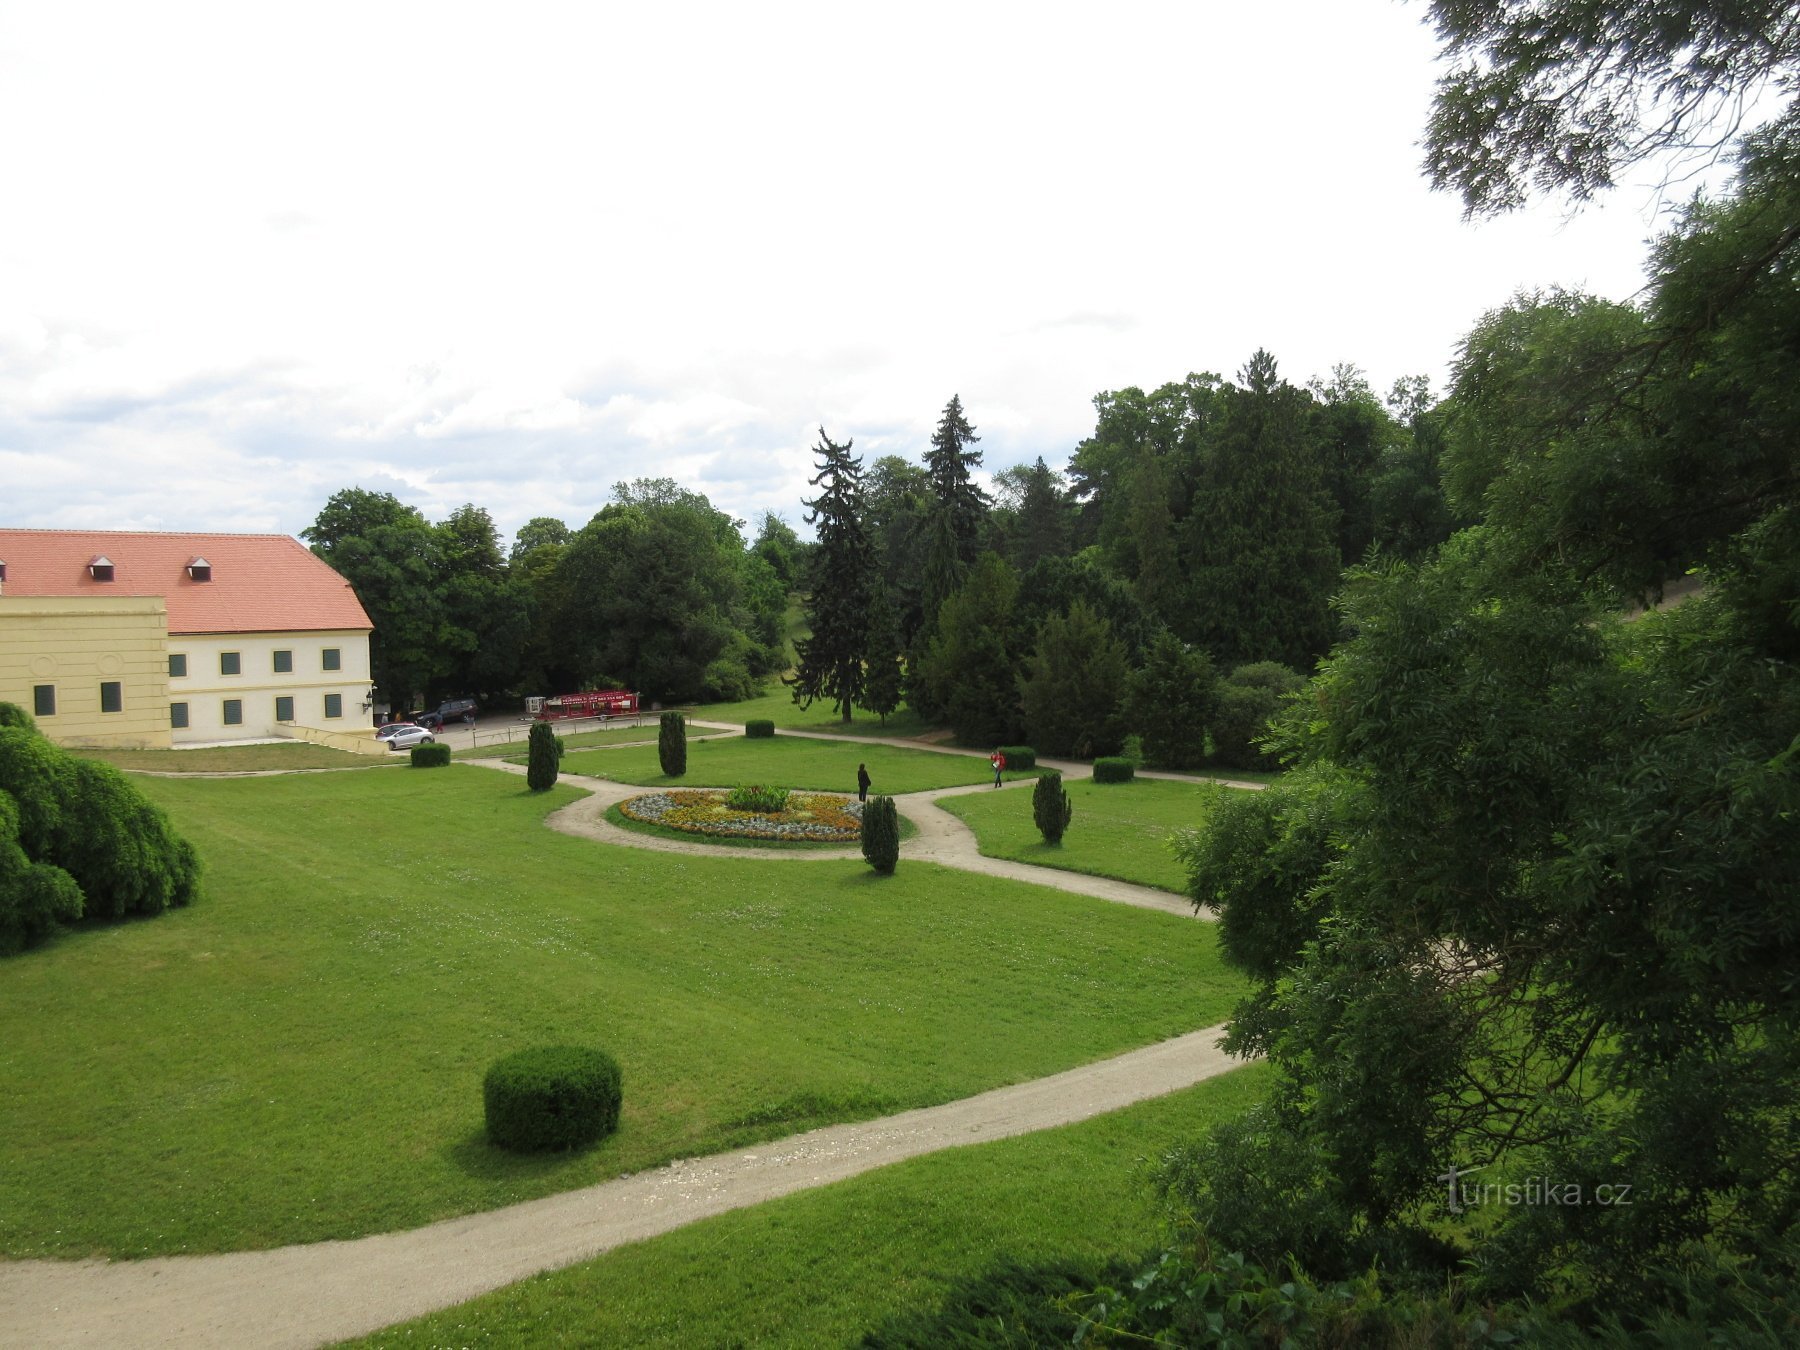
xmin=658 ymin=712 xmax=687 ymax=777
xmin=1033 ymin=771 xmax=1073 ymax=844
xmin=526 ymin=721 xmax=560 ymax=791
xmin=861 ymin=795 xmax=899 ymax=874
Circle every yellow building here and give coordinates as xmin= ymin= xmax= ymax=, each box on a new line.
xmin=0 ymin=530 xmax=374 ymax=749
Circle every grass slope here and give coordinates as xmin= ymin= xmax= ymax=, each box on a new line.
xmin=71 ymin=742 xmax=390 ymax=772
xmin=348 ymin=1065 xmax=1270 ymax=1349
xmin=0 ymin=767 xmax=1240 ymax=1257
xmin=560 ymin=736 xmax=1040 ymax=795
xmin=939 ymin=778 xmax=1233 ymax=894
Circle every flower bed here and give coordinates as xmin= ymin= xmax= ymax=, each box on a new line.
xmin=618 ymin=788 xmax=864 ymax=843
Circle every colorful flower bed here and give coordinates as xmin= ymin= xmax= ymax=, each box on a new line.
xmin=618 ymin=788 xmax=864 ymax=842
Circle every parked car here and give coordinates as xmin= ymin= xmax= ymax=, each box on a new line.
xmin=377 ymin=723 xmax=435 ymax=751
xmin=417 ymin=698 xmax=478 ymax=730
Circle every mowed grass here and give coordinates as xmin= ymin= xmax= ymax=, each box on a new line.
xmin=560 ymin=736 xmax=1039 ymax=795
xmin=72 ymin=742 xmax=390 ymax=772
xmin=350 ymin=1065 xmax=1270 ymax=1349
xmin=939 ymin=778 xmax=1239 ymax=893
xmin=0 ymin=767 xmax=1240 ymax=1258
xmin=459 ymin=720 xmax=705 ymax=759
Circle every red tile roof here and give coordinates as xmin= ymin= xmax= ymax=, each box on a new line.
xmin=0 ymin=530 xmax=372 ymax=635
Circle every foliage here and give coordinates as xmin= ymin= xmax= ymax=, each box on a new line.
xmin=483 ymin=1045 xmax=623 ymax=1152
xmin=526 ymin=721 xmax=559 ymax=791
xmin=861 ymin=586 xmax=906 ymax=727
xmin=790 ymin=427 xmax=875 ymax=723
xmin=1091 ymin=758 xmax=1134 ymax=784
xmin=995 ymin=745 xmax=1035 ymax=772
xmin=1031 ymin=772 xmax=1072 ymax=845
xmin=508 ymin=515 xmax=570 ymax=560
xmin=1208 ymin=661 xmax=1305 ymax=771
xmin=0 ymin=702 xmax=35 ymax=732
xmin=921 ymin=394 xmax=989 ymax=625
xmin=860 ymin=794 xmax=899 ymax=874
xmin=657 ymin=712 xmax=686 ymax=777
xmin=1017 ymin=600 xmax=1129 ymax=759
xmin=0 ymin=790 xmax=83 ymax=955
xmin=409 ymin=743 xmax=451 ymax=768
xmin=744 ymin=719 xmax=776 ymax=739
xmin=1124 ymin=631 xmax=1218 ymax=769
xmin=725 ymin=783 xmax=791 ymax=813
xmin=1013 ymin=553 xmax=1158 ymax=664
xmin=989 ymin=456 xmax=1073 ymax=572
xmin=910 ymin=554 xmax=1026 ymax=746
xmin=1422 ymin=0 xmax=1799 ymax=215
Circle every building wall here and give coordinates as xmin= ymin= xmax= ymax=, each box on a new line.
xmin=167 ymin=629 xmax=374 ymax=744
xmin=0 ymin=596 xmax=173 ymax=748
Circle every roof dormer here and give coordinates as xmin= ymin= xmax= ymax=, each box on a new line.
xmin=89 ymin=555 xmax=115 ymax=582
xmin=187 ymin=556 xmax=212 ymax=582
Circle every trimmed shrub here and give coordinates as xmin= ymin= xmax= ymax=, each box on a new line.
xmin=745 ymin=719 xmax=776 ymax=739
xmin=484 ymin=1045 xmax=623 ymax=1152
xmin=410 ymin=742 xmax=452 ymax=768
xmin=861 ymin=795 xmax=899 ymax=874
xmin=0 ymin=790 xmax=83 ymax=955
xmin=658 ymin=712 xmax=687 ymax=777
xmin=997 ymin=745 xmax=1037 ymax=772
xmin=1093 ymin=757 xmax=1135 ymax=784
xmin=526 ymin=721 xmax=559 ymax=791
xmin=1032 ymin=771 xmax=1073 ymax=844
xmin=0 ymin=702 xmax=36 ymax=732
xmin=726 ymin=783 xmax=790 ymax=812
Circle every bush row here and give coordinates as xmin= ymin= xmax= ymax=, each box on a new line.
xmin=410 ymin=743 xmax=452 ymax=768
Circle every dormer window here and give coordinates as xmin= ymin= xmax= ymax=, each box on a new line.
xmin=187 ymin=556 xmax=212 ymax=582
xmin=89 ymin=555 xmax=115 ymax=582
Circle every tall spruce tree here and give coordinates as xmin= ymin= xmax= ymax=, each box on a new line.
xmin=789 ymin=427 xmax=873 ymax=722
xmin=921 ymin=395 xmax=989 ymax=625
xmin=862 ymin=587 xmax=905 ymax=726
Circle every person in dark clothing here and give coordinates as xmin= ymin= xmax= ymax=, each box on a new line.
xmin=857 ymin=763 xmax=872 ymax=802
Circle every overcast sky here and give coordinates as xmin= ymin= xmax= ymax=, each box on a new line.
xmin=1 ymin=1 xmax=1699 ymax=546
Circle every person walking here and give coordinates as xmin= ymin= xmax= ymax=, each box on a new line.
xmin=989 ymin=748 xmax=1006 ymax=788
xmin=857 ymin=762 xmax=872 ymax=802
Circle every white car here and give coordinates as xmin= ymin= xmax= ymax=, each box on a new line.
xmin=377 ymin=723 xmax=435 ymax=751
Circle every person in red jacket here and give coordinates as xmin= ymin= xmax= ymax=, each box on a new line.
xmin=989 ymin=748 xmax=1006 ymax=788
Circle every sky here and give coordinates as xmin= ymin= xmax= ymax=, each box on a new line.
xmin=0 ymin=1 xmax=1712 ymax=546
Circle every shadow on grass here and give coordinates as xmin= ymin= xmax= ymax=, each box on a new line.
xmin=442 ymin=1123 xmax=623 ymax=1182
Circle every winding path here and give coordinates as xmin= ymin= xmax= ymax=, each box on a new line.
xmin=0 ymin=722 xmax=1259 ymax=1349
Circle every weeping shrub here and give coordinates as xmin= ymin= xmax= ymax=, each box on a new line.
xmin=484 ymin=1045 xmax=623 ymax=1152
xmin=1033 ymin=771 xmax=1073 ymax=844
xmin=526 ymin=721 xmax=559 ymax=791
xmin=0 ymin=702 xmax=36 ymax=732
xmin=0 ymin=790 xmax=83 ymax=955
xmin=659 ymin=712 xmax=687 ymax=777
xmin=861 ymin=795 xmax=899 ymax=874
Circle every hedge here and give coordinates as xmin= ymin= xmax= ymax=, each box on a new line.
xmin=745 ymin=719 xmax=776 ymax=738
xmin=484 ymin=1045 xmax=623 ymax=1152
xmin=1093 ymin=757 xmax=1135 ymax=784
xmin=410 ymin=743 xmax=452 ymax=768
xmin=997 ymin=745 xmax=1037 ymax=771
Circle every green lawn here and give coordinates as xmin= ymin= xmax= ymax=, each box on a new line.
xmin=559 ymin=736 xmax=1040 ymax=795
xmin=0 ymin=767 xmax=1241 ymax=1258
xmin=694 ymin=686 xmax=941 ymax=741
xmin=348 ymin=1065 xmax=1269 ymax=1349
xmin=71 ymin=742 xmax=391 ymax=772
xmin=939 ymin=778 xmax=1236 ymax=893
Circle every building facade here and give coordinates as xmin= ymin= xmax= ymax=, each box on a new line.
xmin=0 ymin=530 xmax=374 ymax=749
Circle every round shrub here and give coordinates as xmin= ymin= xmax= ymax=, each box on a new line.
xmin=1033 ymin=771 xmax=1073 ymax=844
xmin=745 ymin=719 xmax=776 ymax=739
xmin=0 ymin=702 xmax=37 ymax=733
xmin=861 ymin=795 xmax=899 ymax=874
xmin=997 ymin=745 xmax=1037 ymax=772
xmin=410 ymin=742 xmax=452 ymax=768
xmin=1093 ymin=757 xmax=1135 ymax=784
xmin=658 ymin=711 xmax=687 ymax=777
xmin=526 ymin=720 xmax=559 ymax=791
xmin=484 ymin=1045 xmax=623 ymax=1152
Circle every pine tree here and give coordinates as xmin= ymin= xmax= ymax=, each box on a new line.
xmin=862 ymin=588 xmax=905 ymax=726
xmin=921 ymin=395 xmax=989 ymax=626
xmin=789 ymin=427 xmax=874 ymax=723
xmin=1032 ymin=771 xmax=1073 ymax=845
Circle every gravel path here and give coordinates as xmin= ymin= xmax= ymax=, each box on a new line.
xmin=0 ymin=721 xmax=1257 ymax=1347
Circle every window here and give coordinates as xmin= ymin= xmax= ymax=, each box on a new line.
xmin=33 ymin=685 xmax=55 ymax=717
xmin=322 ymin=647 xmax=341 ymax=671
xmin=275 ymin=695 xmax=294 ymax=722
xmin=273 ymin=650 xmax=293 ymax=674
xmin=169 ymin=653 xmax=188 ymax=678
xmin=223 ymin=699 xmax=243 ymax=726
xmin=220 ymin=651 xmax=241 ymax=676
xmin=100 ymin=681 xmax=122 ymax=714
xmin=324 ymin=693 xmax=343 ymax=719
xmin=170 ymin=702 xmax=189 ymax=729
